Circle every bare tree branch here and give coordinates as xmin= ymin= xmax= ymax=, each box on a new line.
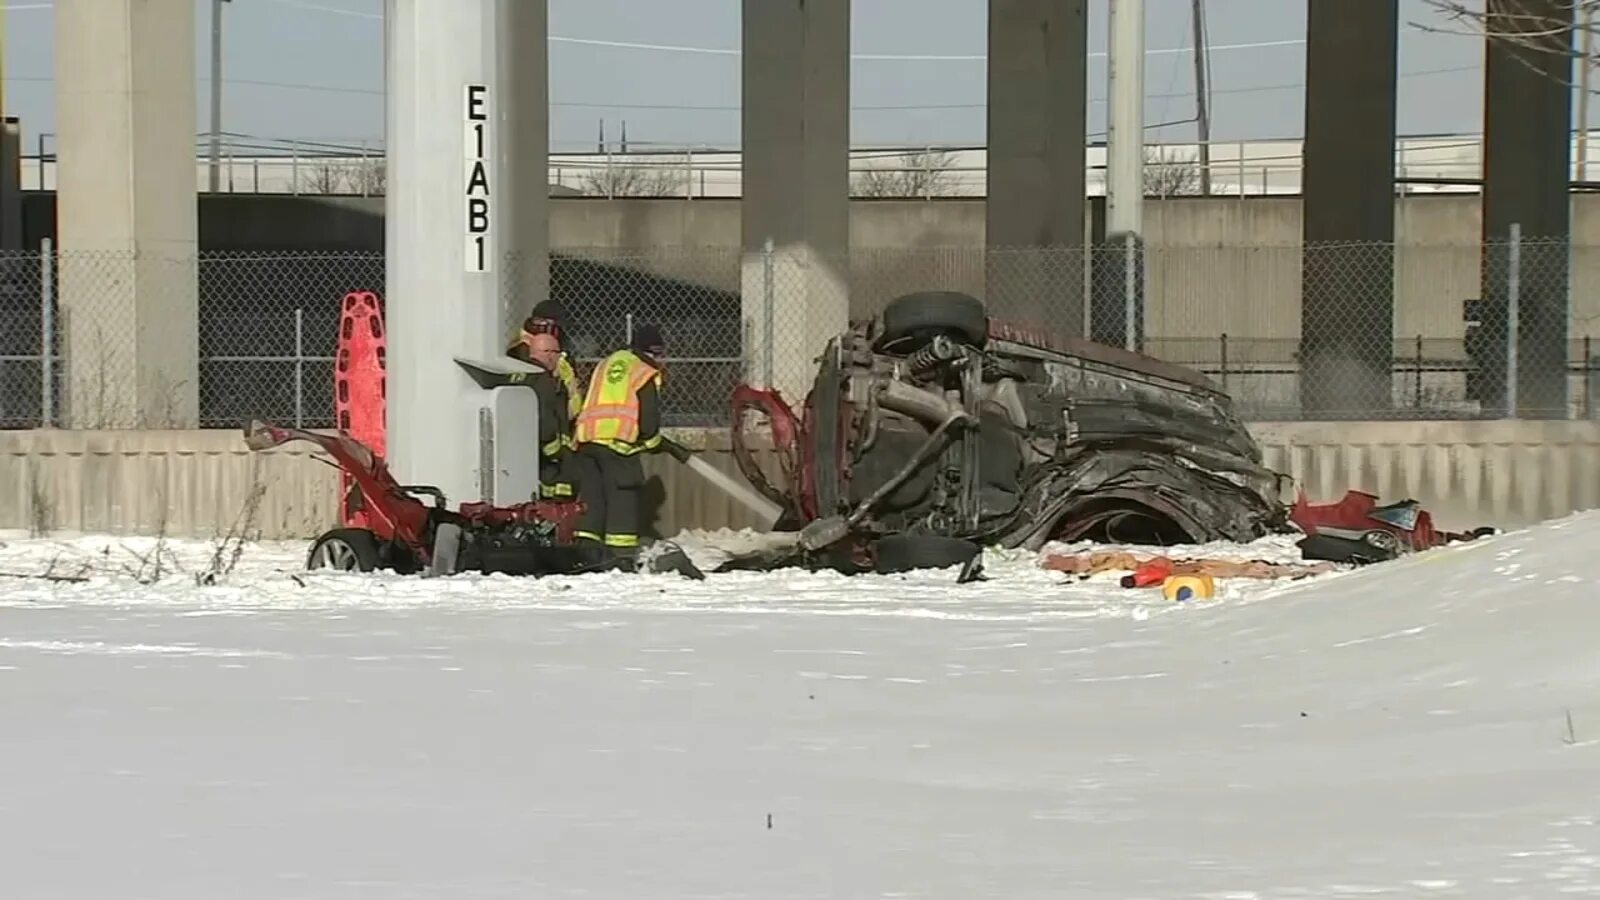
xmin=852 ymin=149 xmax=960 ymax=198
xmin=580 ymin=160 xmax=688 ymax=198
xmin=304 ymin=160 xmax=347 ymax=195
xmin=302 ymin=158 xmax=386 ymax=196
xmin=1143 ymin=146 xmax=1203 ymax=197
xmin=344 ymin=159 xmax=386 ymax=196
xmin=1413 ymin=1 xmax=1584 ymax=84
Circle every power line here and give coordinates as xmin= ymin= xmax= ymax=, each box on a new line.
xmin=5 ymin=0 xmax=1311 ymax=62
xmin=1 ymin=63 xmax=1478 ymax=107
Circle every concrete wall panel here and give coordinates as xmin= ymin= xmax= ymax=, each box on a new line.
xmin=1252 ymin=419 xmax=1600 ymax=529
xmin=1 ymin=429 xmax=338 ymax=540
xmin=4 ymin=424 xmax=1599 ymax=543
xmin=20 ymin=191 xmax=1600 ymax=356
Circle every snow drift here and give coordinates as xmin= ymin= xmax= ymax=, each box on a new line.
xmin=1 ymin=514 xmax=1598 ymax=897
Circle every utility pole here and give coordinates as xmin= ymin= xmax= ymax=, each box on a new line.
xmin=208 ymin=0 xmax=231 ymax=193
xmin=1190 ymin=0 xmax=1211 ymax=195
xmin=1579 ymin=2 xmax=1594 ymax=181
xmin=1106 ymin=0 xmax=1145 ymax=351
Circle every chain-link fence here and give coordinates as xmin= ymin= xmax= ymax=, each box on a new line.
xmin=2 ymin=238 xmax=1596 ymax=430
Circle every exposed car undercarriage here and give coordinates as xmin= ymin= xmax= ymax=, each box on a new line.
xmin=731 ymin=291 xmax=1294 ymax=567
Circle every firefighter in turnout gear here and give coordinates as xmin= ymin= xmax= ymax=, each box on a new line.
xmin=573 ymin=324 xmax=667 ymax=570
xmin=506 ymin=301 xmax=588 ymax=500
xmin=507 ymin=300 xmax=583 ymax=425
xmin=519 ymin=330 xmax=594 ymax=501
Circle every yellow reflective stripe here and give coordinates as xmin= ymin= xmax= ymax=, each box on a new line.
xmin=576 ymin=530 xmax=603 ymax=543
xmin=576 ymin=405 xmax=641 ymax=427
xmin=558 ymin=355 xmax=583 ymax=418
xmin=592 ymin=438 xmax=647 ymax=456
xmin=540 ymin=482 xmax=574 ymax=499
xmin=604 ymin=534 xmax=639 ymax=548
xmin=541 ymin=436 xmax=564 ymax=457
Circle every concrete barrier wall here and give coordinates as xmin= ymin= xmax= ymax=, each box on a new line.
xmin=0 ymin=429 xmax=342 ymax=540
xmin=1252 ymin=420 xmax=1600 ymax=530
xmin=16 ymin=192 xmax=1600 ymax=345
xmin=4 ymin=424 xmax=1598 ymax=541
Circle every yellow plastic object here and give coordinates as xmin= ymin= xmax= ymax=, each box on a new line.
xmin=1162 ymin=573 xmax=1216 ymax=602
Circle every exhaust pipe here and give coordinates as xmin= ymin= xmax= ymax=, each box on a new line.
xmin=873 ymin=377 xmax=965 ymax=425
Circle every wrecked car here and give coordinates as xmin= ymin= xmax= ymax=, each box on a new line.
xmin=1290 ymin=489 xmax=1497 ymax=566
xmin=730 ymin=291 xmax=1294 ymax=570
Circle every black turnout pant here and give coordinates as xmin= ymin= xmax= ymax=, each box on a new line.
xmin=542 ymin=448 xmax=596 ymax=501
xmin=576 ymin=443 xmax=644 ymax=553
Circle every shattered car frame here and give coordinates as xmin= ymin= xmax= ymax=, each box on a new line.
xmin=732 ymin=291 xmax=1293 ymax=560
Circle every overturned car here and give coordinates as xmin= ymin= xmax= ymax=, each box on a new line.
xmin=730 ymin=291 xmax=1294 ymax=568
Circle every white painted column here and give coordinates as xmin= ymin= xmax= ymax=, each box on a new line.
xmin=384 ymin=0 xmax=547 ymax=503
xmin=1104 ymin=0 xmax=1145 ymax=350
xmin=1105 ymin=0 xmax=1145 ymax=240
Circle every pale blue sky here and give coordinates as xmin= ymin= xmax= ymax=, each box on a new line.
xmin=0 ymin=0 xmax=1513 ymax=155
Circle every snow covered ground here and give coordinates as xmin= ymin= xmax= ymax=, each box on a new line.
xmin=2 ymin=518 xmax=1599 ymax=898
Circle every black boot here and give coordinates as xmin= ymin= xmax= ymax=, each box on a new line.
xmin=574 ymin=538 xmax=610 ymax=571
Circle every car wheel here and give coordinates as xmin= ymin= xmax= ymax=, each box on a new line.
xmin=874 ymin=533 xmax=981 ymax=574
xmin=878 ymin=291 xmax=988 ymax=351
xmin=306 ymin=528 xmax=382 ymax=573
xmin=1362 ymin=529 xmax=1402 ymax=554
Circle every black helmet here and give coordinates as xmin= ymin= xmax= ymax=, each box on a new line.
xmin=630 ymin=323 xmax=665 ymax=359
xmin=524 ymin=300 xmax=572 ymax=354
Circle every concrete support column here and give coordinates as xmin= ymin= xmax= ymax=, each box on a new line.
xmin=385 ymin=0 xmax=547 ymax=502
xmin=1481 ymin=0 xmax=1573 ymax=419
xmin=741 ymin=0 xmax=850 ymax=401
xmin=54 ymin=0 xmax=199 ymax=428
xmin=986 ymin=0 xmax=1087 ymax=335
xmin=1 ymin=117 xmax=21 ymax=251
xmin=1300 ymin=0 xmax=1398 ymax=418
xmin=1098 ymin=0 xmax=1145 ymax=350
xmin=500 ymin=1 xmax=550 ymax=322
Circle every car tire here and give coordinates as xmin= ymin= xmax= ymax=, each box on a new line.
xmin=1361 ymin=529 xmax=1402 ymax=554
xmin=306 ymin=528 xmax=383 ymax=573
xmin=874 ymin=533 xmax=982 ymax=574
xmin=878 ymin=291 xmax=988 ymax=351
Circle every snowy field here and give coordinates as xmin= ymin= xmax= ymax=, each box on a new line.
xmin=2 ymin=518 xmax=1599 ymax=898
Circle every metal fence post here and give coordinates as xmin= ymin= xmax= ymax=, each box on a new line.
xmin=1586 ymin=334 xmax=1594 ymax=420
xmin=762 ymin=237 xmax=775 ymax=389
xmin=1506 ymin=222 xmax=1521 ymax=418
xmin=1219 ymin=333 xmax=1229 ymax=392
xmin=1122 ymin=231 xmax=1137 ymax=352
xmin=294 ymin=307 xmax=305 ymax=427
xmin=625 ymin=311 xmax=634 ymax=346
xmin=1414 ymin=335 xmax=1424 ymax=408
xmin=39 ymin=237 xmax=53 ymax=427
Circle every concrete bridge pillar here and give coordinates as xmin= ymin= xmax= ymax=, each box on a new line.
xmin=1300 ymin=0 xmax=1399 ymax=418
xmin=986 ymin=0 xmax=1089 ymax=335
xmin=384 ymin=0 xmax=548 ymax=501
xmin=54 ymin=0 xmax=199 ymax=428
xmin=1481 ymin=0 xmax=1574 ymax=419
xmin=740 ymin=0 xmax=851 ymax=402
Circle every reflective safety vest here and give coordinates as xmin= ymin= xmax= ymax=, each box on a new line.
xmin=574 ymin=349 xmax=661 ymax=453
